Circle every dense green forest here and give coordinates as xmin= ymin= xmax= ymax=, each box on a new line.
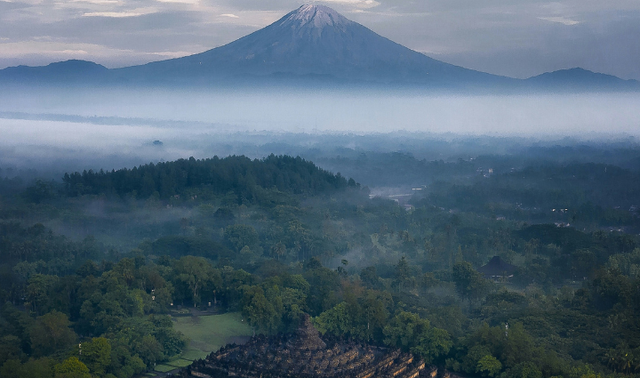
xmin=1 ymin=153 xmax=640 ymax=378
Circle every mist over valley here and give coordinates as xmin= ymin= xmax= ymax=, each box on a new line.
xmin=2 ymin=4 xmax=640 ymax=378
xmin=1 ymin=87 xmax=639 ymax=176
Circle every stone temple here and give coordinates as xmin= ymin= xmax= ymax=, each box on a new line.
xmin=170 ymin=314 xmax=437 ymax=378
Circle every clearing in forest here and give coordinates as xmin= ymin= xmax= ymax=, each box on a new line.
xmin=154 ymin=312 xmax=253 ymax=374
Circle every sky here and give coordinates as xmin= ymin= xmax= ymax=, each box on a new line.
xmin=0 ymin=0 xmax=639 ymax=80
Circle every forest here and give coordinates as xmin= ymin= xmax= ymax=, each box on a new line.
xmin=1 ymin=150 xmax=640 ymax=378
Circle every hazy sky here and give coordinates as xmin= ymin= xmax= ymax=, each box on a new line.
xmin=0 ymin=0 xmax=639 ymax=80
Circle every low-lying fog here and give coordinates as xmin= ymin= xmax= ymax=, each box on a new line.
xmin=1 ymin=87 xmax=639 ymax=175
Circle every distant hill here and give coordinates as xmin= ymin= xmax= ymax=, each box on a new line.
xmin=526 ymin=67 xmax=640 ymax=91
xmin=0 ymin=59 xmax=109 ymax=84
xmin=0 ymin=5 xmax=638 ymax=91
xmin=62 ymin=154 xmax=358 ymax=201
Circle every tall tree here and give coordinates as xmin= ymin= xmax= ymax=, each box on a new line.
xmin=80 ymin=337 xmax=111 ymax=377
xmin=30 ymin=311 xmax=77 ymax=357
xmin=241 ymin=286 xmax=279 ymax=333
xmin=452 ymin=261 xmax=490 ymax=305
xmin=53 ymin=357 xmax=91 ymax=378
xmin=383 ymin=311 xmax=452 ymax=363
xmin=174 ymin=256 xmax=219 ymax=307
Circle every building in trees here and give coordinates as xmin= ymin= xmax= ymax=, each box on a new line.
xmin=477 ymin=256 xmax=516 ymax=282
xmin=170 ymin=314 xmax=437 ymax=378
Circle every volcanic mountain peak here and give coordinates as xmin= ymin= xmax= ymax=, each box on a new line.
xmin=4 ymin=3 xmax=635 ymax=91
xmin=280 ymin=4 xmax=351 ymax=29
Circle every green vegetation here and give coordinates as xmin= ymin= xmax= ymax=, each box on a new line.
xmin=152 ymin=364 xmax=176 ymax=373
xmin=172 ymin=313 xmax=252 ymax=361
xmin=1 ymin=151 xmax=640 ymax=378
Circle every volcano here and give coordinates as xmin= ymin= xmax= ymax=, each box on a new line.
xmin=113 ymin=4 xmax=511 ymax=87
xmin=2 ymin=4 xmax=638 ymax=90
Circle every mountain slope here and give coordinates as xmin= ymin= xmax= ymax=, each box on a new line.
xmin=113 ymin=4 xmax=511 ymax=87
xmin=0 ymin=5 xmax=638 ymax=90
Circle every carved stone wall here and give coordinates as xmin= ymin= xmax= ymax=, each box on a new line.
xmin=169 ymin=314 xmax=437 ymax=378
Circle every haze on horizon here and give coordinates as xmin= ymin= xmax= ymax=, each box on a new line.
xmin=1 ymin=1 xmax=640 ymax=176
xmin=1 ymin=86 xmax=640 ymax=176
xmin=1 ymin=0 xmax=639 ymax=81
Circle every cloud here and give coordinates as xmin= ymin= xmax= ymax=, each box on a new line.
xmin=0 ymin=0 xmax=31 ymax=11
xmin=539 ymin=16 xmax=580 ymax=26
xmin=220 ymin=13 xmax=239 ymax=18
xmin=83 ymin=8 xmax=157 ymax=17
xmin=60 ymin=49 xmax=89 ymax=55
xmin=0 ymin=39 xmax=197 ymax=68
xmin=315 ymin=0 xmax=380 ymax=9
xmin=69 ymin=0 xmax=121 ymax=4
xmin=155 ymin=0 xmax=200 ymax=4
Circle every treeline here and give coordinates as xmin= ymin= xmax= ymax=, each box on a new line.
xmin=0 ymin=222 xmax=108 ymax=305
xmin=0 ymin=245 xmax=263 ymax=378
xmin=314 ymin=150 xmax=640 ymax=230
xmin=62 ymin=155 xmax=358 ymax=201
xmin=420 ymin=162 xmax=640 ymax=229
xmin=3 ymin=152 xmax=640 ymax=378
xmin=316 ymin=151 xmax=477 ymax=188
xmin=511 ymin=224 xmax=637 ymax=284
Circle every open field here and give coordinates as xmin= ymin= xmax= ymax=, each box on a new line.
xmin=154 ymin=312 xmax=253 ymax=374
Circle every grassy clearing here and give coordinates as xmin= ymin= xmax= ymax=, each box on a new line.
xmin=179 ymin=349 xmax=208 ymax=361
xmin=165 ymin=359 xmax=193 ymax=368
xmin=173 ymin=312 xmax=253 ymax=364
xmin=153 ymin=364 xmax=177 ymax=373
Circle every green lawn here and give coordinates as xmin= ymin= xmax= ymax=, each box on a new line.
xmin=172 ymin=312 xmax=253 ymax=363
xmin=164 ymin=359 xmax=193 ymax=368
xmin=153 ymin=364 xmax=177 ymax=373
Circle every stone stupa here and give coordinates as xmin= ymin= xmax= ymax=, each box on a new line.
xmin=170 ymin=313 xmax=437 ymax=378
